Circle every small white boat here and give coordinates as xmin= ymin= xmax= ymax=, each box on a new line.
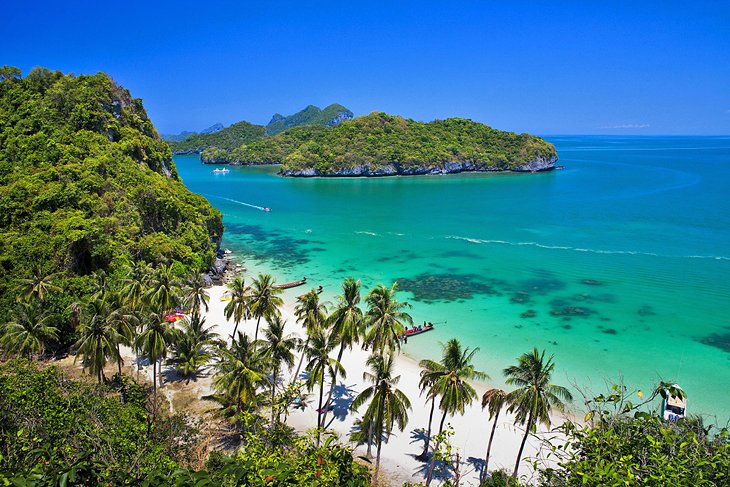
xmin=661 ymin=384 xmax=687 ymax=422
xmin=212 ymin=167 xmax=230 ymax=174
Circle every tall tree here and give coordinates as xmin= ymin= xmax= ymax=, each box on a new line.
xmin=504 ymin=348 xmax=572 ymax=478
xmin=321 ymin=277 xmax=364 ymax=427
xmin=74 ymin=296 xmax=121 ymax=383
xmin=224 ymin=276 xmax=251 ymax=338
xmin=134 ymin=312 xmax=175 ymax=399
xmin=121 ymin=261 xmax=151 ymax=311
xmin=364 ymin=283 xmax=412 ymax=354
xmin=420 ymin=339 xmax=488 ymax=444
xmin=481 ymin=388 xmax=507 ymax=481
xmin=351 ymin=352 xmax=411 ymax=481
xmin=146 ymin=264 xmax=182 ymax=313
xmin=249 ymin=273 xmax=283 ymax=341
xmin=416 ymin=358 xmax=441 ymax=460
xmin=292 ymin=288 xmax=327 ymax=380
xmin=259 ymin=315 xmax=300 ymax=423
xmin=0 ymin=301 xmax=58 ymax=358
xmin=304 ymin=327 xmax=344 ymax=444
xmin=167 ymin=314 xmax=219 ymax=380
xmin=182 ymin=271 xmax=210 ymax=316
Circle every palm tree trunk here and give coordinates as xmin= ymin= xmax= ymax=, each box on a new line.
xmin=270 ymin=365 xmax=279 ymax=425
xmin=420 ymin=395 xmax=436 ymax=458
xmin=373 ymin=388 xmax=386 ymax=482
xmin=512 ymin=413 xmax=533 ymax=479
xmin=483 ymin=410 xmax=501 ymax=482
xmin=97 ymin=368 xmax=102 ymax=384
xmin=231 ymin=319 xmax=240 ymax=339
xmin=366 ymin=420 xmax=374 ymax=458
xmin=317 ymin=372 xmax=325 ymax=445
xmin=158 ymin=359 xmax=164 ymax=387
xmin=152 ymin=360 xmax=157 ymax=400
xmin=438 ymin=408 xmax=448 ymax=435
xmin=116 ymin=343 xmax=123 ymax=375
xmin=425 ymin=437 xmax=441 ymax=487
xmin=321 ymin=342 xmax=345 ymax=428
xmin=254 ymin=316 xmax=262 ymax=341
xmin=293 ymin=337 xmax=309 ymax=381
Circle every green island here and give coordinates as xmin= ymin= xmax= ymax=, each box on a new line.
xmin=1 ymin=67 xmax=729 ymax=487
xmin=201 ymin=112 xmax=558 ymax=176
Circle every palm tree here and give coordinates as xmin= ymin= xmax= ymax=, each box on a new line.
xmin=504 ymin=348 xmax=572 ymax=478
xmin=74 ymin=296 xmax=121 ymax=383
xmin=106 ymin=292 xmax=137 ymax=375
xmin=416 ymin=358 xmax=441 ymax=460
xmin=364 ymin=283 xmax=412 ymax=354
xmin=146 ymin=263 xmax=182 ymax=313
xmin=224 ymin=276 xmax=251 ymax=338
xmin=182 ymin=271 xmax=210 ymax=316
xmin=259 ymin=315 xmax=300 ymax=423
xmin=121 ymin=261 xmax=151 ymax=311
xmin=167 ymin=315 xmax=219 ymax=380
xmin=134 ymin=312 xmax=175 ymax=399
xmin=304 ymin=327 xmax=344 ymax=444
xmin=481 ymin=388 xmax=507 ymax=481
xmin=0 ymin=302 xmax=58 ymax=358
xmin=292 ymin=288 xmax=327 ymax=380
xmin=420 ymin=339 xmax=488 ymax=448
xmin=14 ymin=265 xmax=61 ymax=303
xmin=212 ymin=332 xmax=265 ymax=417
xmin=249 ymin=273 xmax=283 ymax=341
xmin=351 ymin=352 xmax=411 ymax=481
xmin=321 ymin=277 xmax=364 ymax=427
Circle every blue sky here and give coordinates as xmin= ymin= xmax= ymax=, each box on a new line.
xmin=3 ymin=1 xmax=729 ymax=135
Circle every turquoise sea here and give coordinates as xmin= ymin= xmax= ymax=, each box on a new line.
xmin=174 ymin=136 xmax=730 ymax=419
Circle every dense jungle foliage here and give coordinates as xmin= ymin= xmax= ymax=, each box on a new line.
xmin=202 ymin=112 xmax=557 ymax=174
xmin=0 ymin=66 xmax=222 ymax=336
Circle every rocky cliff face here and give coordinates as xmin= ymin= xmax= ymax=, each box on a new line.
xmin=280 ymin=154 xmax=558 ymax=177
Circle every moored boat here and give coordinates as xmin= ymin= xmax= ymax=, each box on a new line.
xmin=273 ymin=277 xmax=307 ymax=289
xmin=401 ymin=323 xmax=434 ymax=340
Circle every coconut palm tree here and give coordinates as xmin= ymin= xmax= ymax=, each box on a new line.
xmin=134 ymin=312 xmax=175 ymax=399
xmin=416 ymin=358 xmax=442 ymax=460
xmin=14 ymin=265 xmax=62 ymax=303
xmin=167 ymin=314 xmax=219 ymax=380
xmin=364 ymin=283 xmax=412 ymax=354
xmin=146 ymin=263 xmax=182 ymax=313
xmin=504 ymin=348 xmax=572 ymax=478
xmin=481 ymin=388 xmax=507 ymax=481
xmin=182 ymin=270 xmax=210 ymax=316
xmin=74 ymin=296 xmax=121 ymax=383
xmin=249 ymin=273 xmax=283 ymax=341
xmin=420 ymin=339 xmax=488 ymax=443
xmin=212 ymin=332 xmax=265 ymax=417
xmin=259 ymin=315 xmax=300 ymax=423
xmin=224 ymin=276 xmax=251 ymax=338
xmin=351 ymin=352 xmax=411 ymax=481
xmin=292 ymin=288 xmax=327 ymax=380
xmin=121 ymin=261 xmax=151 ymax=311
xmin=304 ymin=326 xmax=344 ymax=444
xmin=0 ymin=301 xmax=58 ymax=358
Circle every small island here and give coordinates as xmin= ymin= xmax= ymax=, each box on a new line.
xmin=201 ymin=112 xmax=558 ymax=177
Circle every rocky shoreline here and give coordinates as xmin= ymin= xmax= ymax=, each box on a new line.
xmin=204 ymin=249 xmax=245 ymax=286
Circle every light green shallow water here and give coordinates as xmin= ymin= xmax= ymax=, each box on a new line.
xmin=174 ymin=136 xmax=730 ymax=419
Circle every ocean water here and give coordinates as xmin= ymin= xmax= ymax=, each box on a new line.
xmin=174 ymin=136 xmax=730 ymax=419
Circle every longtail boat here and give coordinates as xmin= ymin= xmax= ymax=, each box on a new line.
xmin=273 ymin=277 xmax=307 ymax=289
xmin=401 ymin=324 xmax=434 ymax=340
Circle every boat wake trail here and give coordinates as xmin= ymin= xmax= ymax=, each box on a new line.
xmin=206 ymin=194 xmax=270 ymax=212
xmin=446 ymin=236 xmax=730 ymax=261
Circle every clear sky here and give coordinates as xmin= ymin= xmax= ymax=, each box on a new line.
xmin=3 ymin=1 xmax=729 ymax=135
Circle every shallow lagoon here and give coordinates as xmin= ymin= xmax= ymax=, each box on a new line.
xmin=175 ymin=136 xmax=730 ymax=418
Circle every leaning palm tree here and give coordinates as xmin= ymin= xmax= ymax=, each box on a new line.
xmin=321 ymin=277 xmax=365 ymax=427
xmin=134 ymin=312 xmax=175 ymax=399
xmin=0 ymin=301 xmax=58 ymax=358
xmin=249 ymin=273 xmax=283 ymax=341
xmin=74 ymin=297 xmax=121 ymax=383
xmin=292 ymin=288 xmax=328 ymax=380
xmin=212 ymin=332 xmax=265 ymax=418
xmin=167 ymin=315 xmax=219 ymax=380
xmin=181 ymin=270 xmax=210 ymax=316
xmin=224 ymin=276 xmax=251 ymax=338
xmin=14 ymin=265 xmax=61 ymax=303
xmin=504 ymin=348 xmax=572 ymax=478
xmin=421 ymin=339 xmax=488 ymax=442
xmin=417 ymin=357 xmax=443 ymax=459
xmin=481 ymin=388 xmax=507 ymax=481
xmin=146 ymin=263 xmax=182 ymax=313
xmin=364 ymin=283 xmax=412 ymax=354
xmin=304 ymin=327 xmax=344 ymax=444
xmin=351 ymin=352 xmax=411 ymax=481
xmin=259 ymin=315 xmax=300 ymax=423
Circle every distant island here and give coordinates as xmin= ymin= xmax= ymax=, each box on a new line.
xmin=162 ymin=122 xmax=224 ymax=142
xmin=167 ymin=104 xmax=352 ymax=154
xmin=198 ymin=111 xmax=558 ymax=176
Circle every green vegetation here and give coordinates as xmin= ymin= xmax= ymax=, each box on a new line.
xmin=168 ymin=120 xmax=266 ymax=154
xmin=266 ymin=103 xmax=353 ymax=136
xmin=202 ymin=112 xmax=557 ymax=175
xmin=0 ymin=66 xmax=222 ymax=346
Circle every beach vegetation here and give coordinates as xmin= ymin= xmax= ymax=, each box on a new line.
xmin=481 ymin=388 xmax=508 ymax=482
xmin=304 ymin=326 xmax=344 ymax=444
xmin=365 ymin=282 xmax=413 ymax=354
xmin=249 ymin=272 xmax=284 ymax=341
xmin=166 ymin=314 xmax=219 ymax=379
xmin=224 ymin=275 xmax=252 ymax=337
xmin=259 ymin=314 xmax=300 ymax=424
